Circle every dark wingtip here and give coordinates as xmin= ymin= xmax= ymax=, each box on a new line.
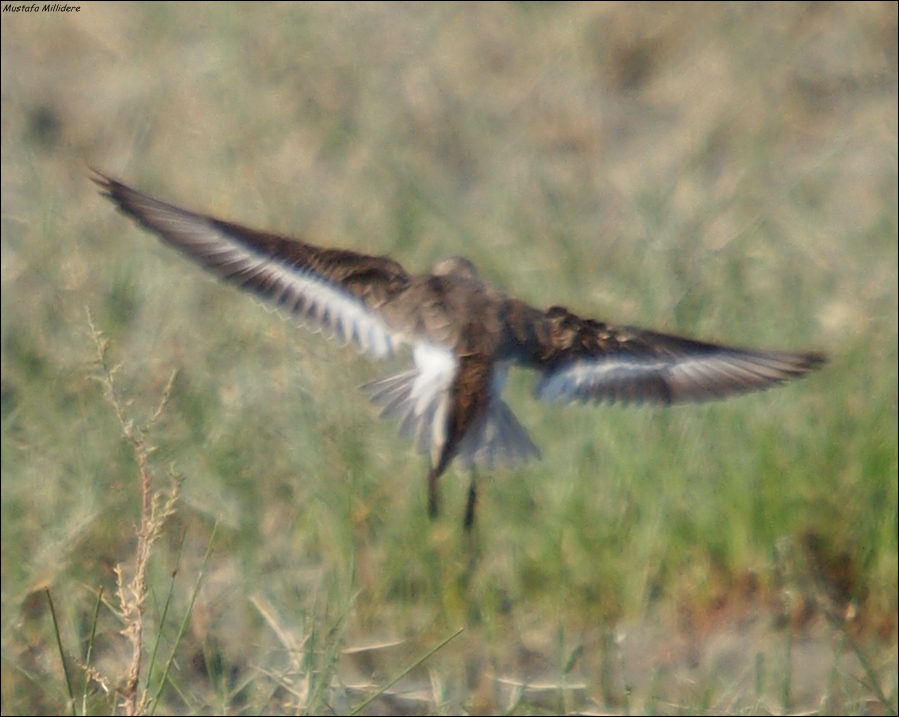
xmin=801 ymin=351 xmax=828 ymax=371
xmin=90 ymin=169 xmax=126 ymax=207
xmin=89 ymin=168 xmax=114 ymax=190
xmin=90 ymin=171 xmax=157 ymax=227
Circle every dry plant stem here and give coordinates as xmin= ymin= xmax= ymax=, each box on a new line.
xmin=116 ymin=446 xmax=151 ymax=716
xmin=88 ymin=311 xmax=178 ymax=716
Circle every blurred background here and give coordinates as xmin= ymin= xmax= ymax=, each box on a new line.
xmin=2 ymin=3 xmax=896 ymax=714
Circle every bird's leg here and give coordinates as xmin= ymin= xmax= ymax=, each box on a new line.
xmin=463 ymin=468 xmax=478 ymax=532
xmin=462 ymin=468 xmax=482 ymax=601
xmin=427 ymin=466 xmax=440 ymax=520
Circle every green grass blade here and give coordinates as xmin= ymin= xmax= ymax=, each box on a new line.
xmin=45 ymin=589 xmax=76 ymax=717
xmin=350 ymin=627 xmax=464 ymax=716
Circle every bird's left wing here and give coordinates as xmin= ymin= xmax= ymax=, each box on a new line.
xmin=93 ymin=172 xmax=411 ymax=358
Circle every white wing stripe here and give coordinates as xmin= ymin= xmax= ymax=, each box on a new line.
xmin=536 ymin=351 xmax=811 ymax=404
xmin=196 ymin=244 xmax=398 ymax=359
xmin=537 ymin=359 xmax=667 ymax=402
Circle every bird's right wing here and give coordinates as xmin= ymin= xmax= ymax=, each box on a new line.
xmin=533 ymin=307 xmax=825 ymax=406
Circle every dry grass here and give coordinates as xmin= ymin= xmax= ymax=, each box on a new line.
xmin=2 ymin=2 xmax=896 ymax=714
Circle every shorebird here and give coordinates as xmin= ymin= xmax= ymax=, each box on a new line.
xmin=94 ymin=173 xmax=825 ymax=530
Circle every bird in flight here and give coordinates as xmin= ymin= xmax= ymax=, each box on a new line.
xmin=93 ymin=172 xmax=825 ymax=530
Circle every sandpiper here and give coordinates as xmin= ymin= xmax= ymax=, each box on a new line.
xmin=94 ymin=173 xmax=825 ymax=530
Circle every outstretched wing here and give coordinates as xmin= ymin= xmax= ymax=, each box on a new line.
xmin=533 ymin=306 xmax=825 ymax=405
xmin=93 ymin=172 xmax=411 ymax=358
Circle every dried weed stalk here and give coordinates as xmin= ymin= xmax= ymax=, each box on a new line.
xmin=88 ymin=312 xmax=180 ymax=715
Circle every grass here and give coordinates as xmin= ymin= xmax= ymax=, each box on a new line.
xmin=2 ymin=2 xmax=897 ymax=714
